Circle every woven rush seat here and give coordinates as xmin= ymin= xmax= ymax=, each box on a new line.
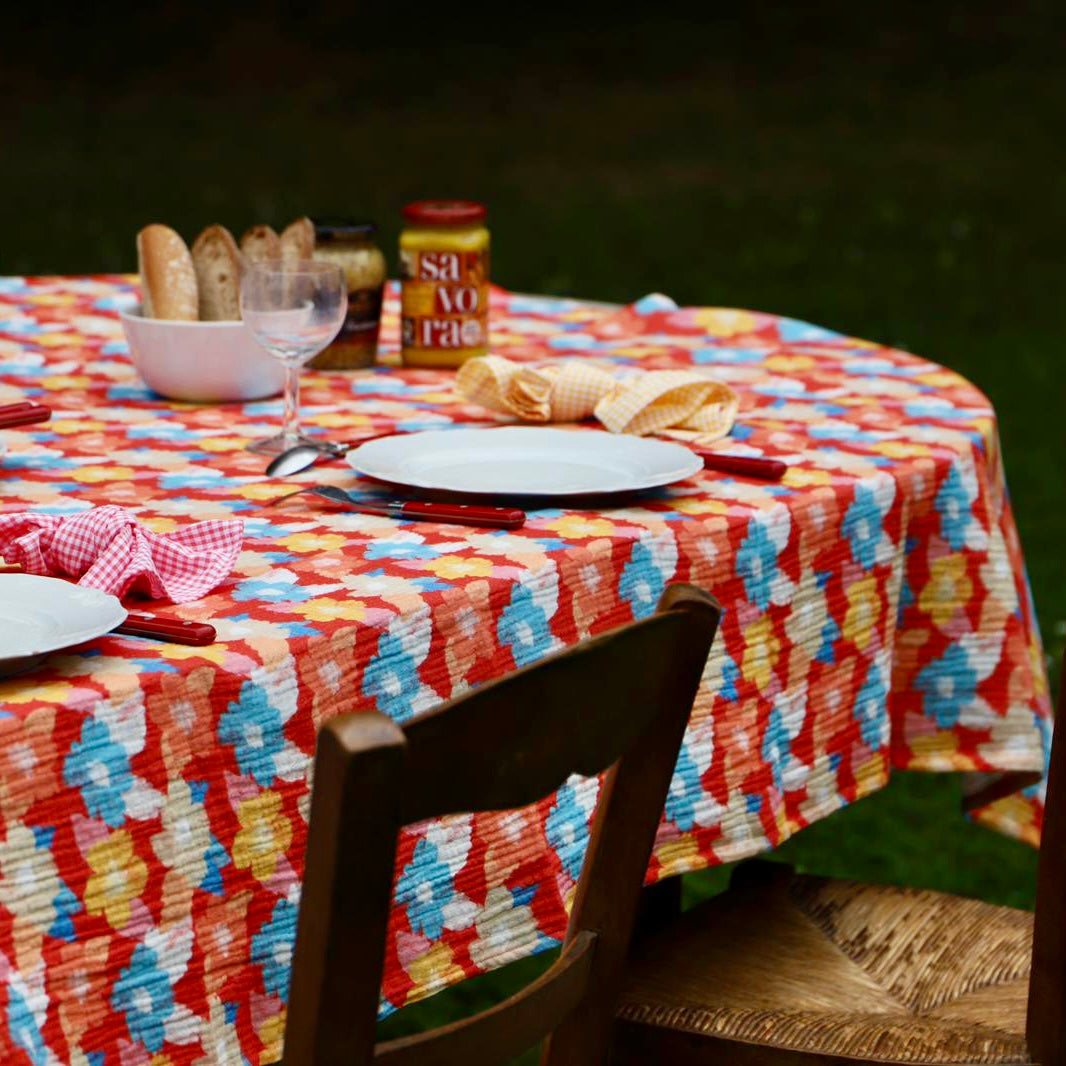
xmin=615 ymin=862 xmax=1034 ymax=1064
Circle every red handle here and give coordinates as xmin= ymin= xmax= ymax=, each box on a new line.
xmin=698 ymin=452 xmax=787 ymax=481
xmin=0 ymin=404 xmax=51 ymax=429
xmin=116 ymin=613 xmax=217 ymax=646
xmin=399 ymin=501 xmax=526 ymax=529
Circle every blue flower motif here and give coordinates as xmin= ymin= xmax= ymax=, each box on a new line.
xmin=251 ymin=898 xmax=297 ymax=996
xmin=546 ymin=783 xmax=589 ymax=879
xmin=364 ymin=539 xmax=442 ymax=560
xmin=498 ymin=583 xmax=553 ymax=666
xmin=916 ymin=644 xmax=978 ymax=728
xmin=63 ymin=718 xmax=133 ymax=827
xmin=364 ymin=632 xmax=421 ymax=722
xmin=735 ymin=518 xmax=781 ymax=610
xmin=395 ymin=838 xmax=454 ymax=939
xmin=842 ymin=483 xmax=885 ymax=568
xmin=620 ymin=540 xmax=668 ymax=619
xmin=665 ymin=745 xmax=702 ymax=831
xmin=935 ymin=465 xmax=973 ymax=550
xmin=112 ymin=943 xmax=174 ymax=1052
xmin=854 ymin=662 xmax=887 ymax=749
xmin=232 ymin=577 xmax=318 ymax=603
xmin=761 ymin=707 xmax=791 ymax=791
xmin=7 ymin=982 xmax=46 ymax=1066
xmin=218 ymin=680 xmax=286 ymax=786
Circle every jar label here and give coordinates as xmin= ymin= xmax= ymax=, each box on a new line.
xmin=337 ymin=283 xmax=385 ymax=344
xmin=401 ymin=249 xmax=489 ymax=353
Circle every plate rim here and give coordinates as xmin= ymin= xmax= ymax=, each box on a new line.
xmin=345 ymin=426 xmax=703 ymax=497
xmin=0 ymin=574 xmax=128 ymax=662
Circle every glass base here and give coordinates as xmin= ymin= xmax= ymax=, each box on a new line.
xmin=247 ymin=431 xmax=319 ymax=456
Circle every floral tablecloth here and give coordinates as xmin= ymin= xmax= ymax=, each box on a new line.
xmin=0 ymin=276 xmax=1050 ymax=1066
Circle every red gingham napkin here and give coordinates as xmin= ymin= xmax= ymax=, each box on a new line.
xmin=0 ymin=506 xmax=243 ymax=603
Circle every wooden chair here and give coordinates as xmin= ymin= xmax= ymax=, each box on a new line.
xmin=278 ymin=583 xmax=721 ymax=1066
xmin=612 ymin=667 xmax=1065 ymax=1066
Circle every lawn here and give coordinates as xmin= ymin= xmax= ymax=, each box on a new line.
xmin=2 ymin=5 xmax=1063 ymax=1056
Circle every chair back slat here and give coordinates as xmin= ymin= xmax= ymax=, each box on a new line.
xmin=375 ymin=931 xmax=596 ymax=1066
xmin=398 ymin=608 xmax=693 ymax=825
xmin=283 ymin=583 xmax=721 ymax=1066
xmin=1027 ymin=661 xmax=1066 ymax=1062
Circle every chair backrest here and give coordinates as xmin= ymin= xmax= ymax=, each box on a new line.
xmin=282 ymin=583 xmax=721 ymax=1066
xmin=1027 ymin=660 xmax=1066 ymax=1063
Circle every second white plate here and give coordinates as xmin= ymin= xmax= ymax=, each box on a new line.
xmin=346 ymin=426 xmax=702 ymax=497
xmin=0 ymin=574 xmax=127 ymax=673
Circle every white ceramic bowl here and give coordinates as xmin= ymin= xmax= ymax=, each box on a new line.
xmin=119 ymin=306 xmax=286 ymax=403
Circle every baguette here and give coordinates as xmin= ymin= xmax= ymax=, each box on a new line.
xmin=280 ymin=216 xmax=315 ymax=267
xmin=240 ymin=224 xmax=281 ymax=264
xmin=136 ymin=224 xmax=198 ymax=320
xmin=191 ymin=225 xmax=243 ymax=320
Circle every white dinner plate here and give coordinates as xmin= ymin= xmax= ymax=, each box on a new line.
xmin=346 ymin=427 xmax=703 ymax=497
xmin=0 ymin=574 xmax=127 ymax=675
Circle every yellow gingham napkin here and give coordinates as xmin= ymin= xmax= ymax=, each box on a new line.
xmin=456 ymin=356 xmax=739 ymax=440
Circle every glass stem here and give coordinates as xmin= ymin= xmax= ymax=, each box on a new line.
xmin=283 ymin=364 xmax=300 ymax=441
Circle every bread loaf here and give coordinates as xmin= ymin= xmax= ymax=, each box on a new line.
xmin=280 ymin=216 xmax=315 ymax=267
xmin=240 ymin=224 xmax=281 ymax=264
xmin=136 ymin=224 xmax=198 ymax=320
xmin=192 ymin=225 xmax=243 ymax=320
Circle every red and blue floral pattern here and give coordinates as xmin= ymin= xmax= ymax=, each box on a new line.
xmin=0 ymin=276 xmax=1049 ymax=1065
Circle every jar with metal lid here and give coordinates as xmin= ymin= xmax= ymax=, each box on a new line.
xmin=311 ymin=220 xmax=387 ymax=369
xmin=400 ymin=200 xmax=490 ymax=368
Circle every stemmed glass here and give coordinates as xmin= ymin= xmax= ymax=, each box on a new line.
xmin=240 ymin=259 xmax=347 ymax=454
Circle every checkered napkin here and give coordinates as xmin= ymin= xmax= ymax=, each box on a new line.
xmin=456 ymin=356 xmax=739 ymax=440
xmin=0 ymin=506 xmax=243 ymax=603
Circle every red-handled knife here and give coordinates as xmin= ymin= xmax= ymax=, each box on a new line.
xmin=293 ymin=486 xmax=526 ymax=529
xmin=0 ymin=403 xmax=51 ymax=429
xmin=115 ymin=614 xmax=217 ymax=646
xmin=696 ymin=452 xmax=787 ymax=481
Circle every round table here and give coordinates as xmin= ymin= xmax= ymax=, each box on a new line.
xmin=0 ymin=276 xmax=1050 ymax=1066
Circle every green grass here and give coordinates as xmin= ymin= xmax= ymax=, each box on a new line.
xmin=2 ymin=7 xmax=1062 ymax=1054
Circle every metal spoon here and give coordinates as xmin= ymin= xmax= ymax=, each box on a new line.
xmin=265 ymin=441 xmax=347 ymax=478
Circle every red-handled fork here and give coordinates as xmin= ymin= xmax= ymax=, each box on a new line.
xmin=115 ymin=614 xmax=217 ymax=646
xmin=0 ymin=402 xmax=52 ymax=429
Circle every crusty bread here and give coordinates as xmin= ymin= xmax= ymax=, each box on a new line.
xmin=191 ymin=225 xmax=243 ymax=321
xmin=280 ymin=216 xmax=315 ymax=268
xmin=136 ymin=224 xmax=198 ymax=320
xmin=240 ymin=224 xmax=281 ymax=264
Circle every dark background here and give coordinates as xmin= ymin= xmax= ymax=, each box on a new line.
xmin=3 ymin=0 xmax=1064 ymax=1039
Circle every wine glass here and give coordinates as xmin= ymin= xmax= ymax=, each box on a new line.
xmin=240 ymin=259 xmax=347 ymax=454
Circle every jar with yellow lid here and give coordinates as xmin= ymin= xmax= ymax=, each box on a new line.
xmin=400 ymin=200 xmax=489 ymax=367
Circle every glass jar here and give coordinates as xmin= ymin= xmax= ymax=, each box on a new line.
xmin=310 ymin=220 xmax=387 ymax=369
xmin=400 ymin=200 xmax=490 ymax=368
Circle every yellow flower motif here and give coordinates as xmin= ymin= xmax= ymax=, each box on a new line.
xmin=692 ymin=309 xmax=757 ymax=337
xmin=37 ymin=338 xmax=87 ymax=352
xmin=0 ymin=679 xmax=73 ymax=704
xmin=544 ymin=514 xmax=616 ymax=539
xmin=425 ymin=555 xmax=494 ymax=580
xmin=878 ymin=440 xmax=933 ymax=460
xmin=194 ymin=437 xmax=249 ymax=453
xmin=670 ymin=497 xmax=731 ymax=516
xmin=404 ymin=942 xmax=466 ymax=1003
xmin=741 ymin=616 xmax=780 ymax=690
xmin=781 ymin=468 xmax=832 ymax=487
xmin=278 ymin=531 xmax=348 ymax=553
xmin=764 ymin=354 xmax=816 ymax=372
xmin=85 ymin=830 xmax=148 ymax=930
xmin=918 ymin=555 xmax=973 ymax=628
xmin=295 ymin=598 xmax=367 ymax=623
xmin=257 ymin=1008 xmax=286 ymax=1063
xmin=232 ymin=791 xmax=292 ymax=883
xmin=0 ymin=825 xmax=61 ymax=927
xmin=843 ymin=576 xmax=881 ymax=650
xmin=49 ymin=418 xmax=106 ymax=433
xmin=159 ymin=644 xmax=228 ymax=664
xmin=234 ymin=482 xmax=289 ymax=501
xmin=654 ymin=836 xmax=700 ymax=878
xmin=70 ymin=466 xmax=138 ymax=483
